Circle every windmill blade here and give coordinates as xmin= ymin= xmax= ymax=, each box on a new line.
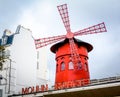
xmin=74 ymin=22 xmax=107 ymax=36
xmin=69 ymin=38 xmax=82 ymax=69
xmin=35 ymin=34 xmax=66 ymax=49
xmin=57 ymin=4 xmax=71 ymax=33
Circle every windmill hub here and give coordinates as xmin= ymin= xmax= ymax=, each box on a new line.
xmin=66 ymin=32 xmax=74 ymax=38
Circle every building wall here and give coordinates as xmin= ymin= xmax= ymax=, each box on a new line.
xmin=9 ymin=26 xmax=37 ymax=93
xmin=36 ymin=47 xmax=48 ymax=85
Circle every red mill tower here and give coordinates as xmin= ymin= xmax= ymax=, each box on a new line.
xmin=51 ymin=38 xmax=93 ymax=89
xmin=34 ymin=4 xmax=107 ymax=89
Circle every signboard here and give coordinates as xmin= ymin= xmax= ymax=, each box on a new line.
xmin=22 ymin=84 xmax=48 ymax=94
xmin=55 ymin=79 xmax=89 ymax=90
xmin=1 ymin=35 xmax=14 ymax=46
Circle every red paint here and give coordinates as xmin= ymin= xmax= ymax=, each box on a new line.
xmin=51 ymin=38 xmax=93 ymax=89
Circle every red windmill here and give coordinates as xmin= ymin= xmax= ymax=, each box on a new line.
xmin=35 ymin=4 xmax=107 ymax=89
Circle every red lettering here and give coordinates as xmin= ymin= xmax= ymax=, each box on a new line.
xmin=28 ymin=86 xmax=34 ymax=93
xmin=36 ymin=85 xmax=40 ymax=92
xmin=54 ymin=84 xmax=57 ymax=90
xmin=55 ymin=83 xmax=62 ymax=90
xmin=62 ymin=82 xmax=68 ymax=89
xmin=68 ymin=81 xmax=73 ymax=88
xmin=41 ymin=85 xmax=45 ymax=91
xmin=57 ymin=83 xmax=61 ymax=90
xmin=22 ymin=84 xmax=49 ymax=94
xmin=22 ymin=88 xmax=29 ymax=94
xmin=72 ymin=81 xmax=76 ymax=88
xmin=45 ymin=84 xmax=48 ymax=91
xmin=41 ymin=84 xmax=48 ymax=91
xmin=75 ymin=80 xmax=81 ymax=87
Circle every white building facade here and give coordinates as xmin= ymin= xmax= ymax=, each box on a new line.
xmin=0 ymin=25 xmax=48 ymax=97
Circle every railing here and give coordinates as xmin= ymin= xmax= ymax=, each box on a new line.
xmin=90 ymin=76 xmax=120 ymax=85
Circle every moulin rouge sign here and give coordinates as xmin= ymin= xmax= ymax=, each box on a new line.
xmin=22 ymin=84 xmax=48 ymax=94
xmin=22 ymin=79 xmax=89 ymax=94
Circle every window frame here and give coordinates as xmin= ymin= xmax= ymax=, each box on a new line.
xmin=68 ymin=61 xmax=74 ymax=70
xmin=61 ymin=62 xmax=65 ymax=71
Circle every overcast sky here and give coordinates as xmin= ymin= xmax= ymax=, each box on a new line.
xmin=0 ymin=0 xmax=120 ymax=82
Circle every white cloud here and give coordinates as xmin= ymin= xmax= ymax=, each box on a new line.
xmin=14 ymin=1 xmax=55 ymax=38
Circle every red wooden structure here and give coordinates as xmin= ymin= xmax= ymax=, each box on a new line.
xmin=51 ymin=38 xmax=93 ymax=89
xmin=34 ymin=4 xmax=107 ymax=89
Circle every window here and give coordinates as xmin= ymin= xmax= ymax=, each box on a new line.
xmin=37 ymin=61 xmax=39 ymax=70
xmin=37 ymin=51 xmax=39 ymax=59
xmin=61 ymin=62 xmax=65 ymax=71
xmin=77 ymin=61 xmax=82 ymax=69
xmin=69 ymin=61 xmax=74 ymax=70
